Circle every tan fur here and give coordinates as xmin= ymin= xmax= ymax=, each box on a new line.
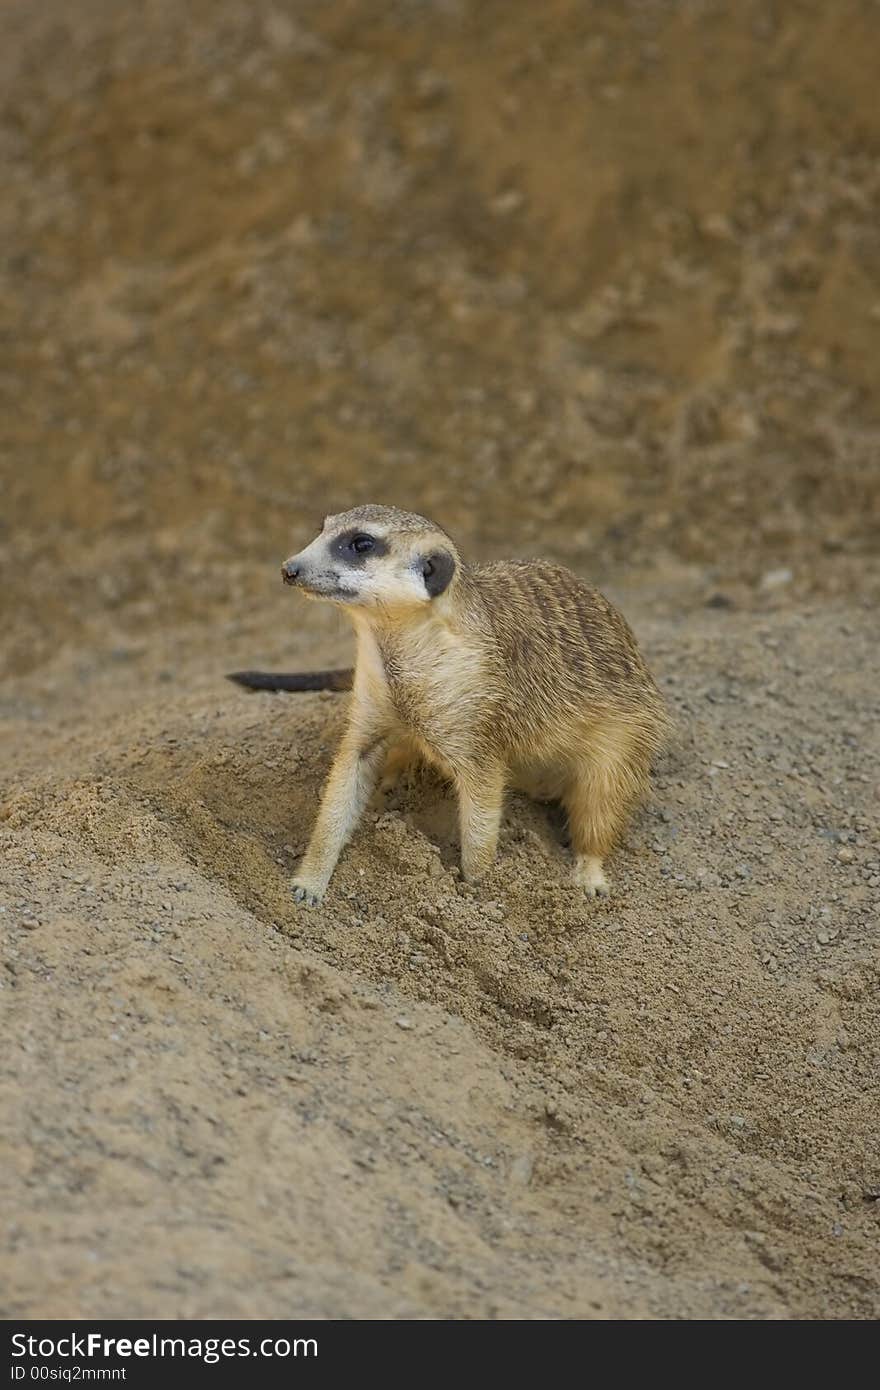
xmin=281 ymin=506 xmax=670 ymax=906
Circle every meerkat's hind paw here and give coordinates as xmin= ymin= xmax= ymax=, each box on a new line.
xmin=292 ymin=878 xmax=324 ymax=908
xmin=573 ymin=856 xmax=610 ymax=898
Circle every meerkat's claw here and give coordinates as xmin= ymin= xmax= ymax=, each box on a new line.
xmin=292 ymin=880 xmax=323 ymax=907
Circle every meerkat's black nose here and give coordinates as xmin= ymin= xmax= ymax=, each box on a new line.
xmin=281 ymin=560 xmax=300 ymax=585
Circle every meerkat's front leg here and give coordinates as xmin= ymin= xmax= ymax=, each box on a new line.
xmin=293 ymin=729 xmax=388 ymax=906
xmin=455 ymin=762 xmax=506 ymax=883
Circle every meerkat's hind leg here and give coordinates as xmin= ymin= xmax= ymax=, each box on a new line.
xmin=377 ymin=735 xmax=421 ymax=796
xmin=573 ymin=852 xmax=610 ymax=897
xmin=564 ymin=721 xmax=651 ymax=898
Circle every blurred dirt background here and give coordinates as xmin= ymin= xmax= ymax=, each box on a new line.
xmin=2 ymin=0 xmax=879 ymax=1319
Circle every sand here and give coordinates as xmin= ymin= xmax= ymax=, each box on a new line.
xmin=1 ymin=0 xmax=879 ymax=1319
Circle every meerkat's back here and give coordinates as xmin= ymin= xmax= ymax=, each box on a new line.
xmin=467 ymin=559 xmax=667 ymax=735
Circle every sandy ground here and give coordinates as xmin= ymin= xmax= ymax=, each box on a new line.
xmin=1 ymin=0 xmax=879 ymax=1319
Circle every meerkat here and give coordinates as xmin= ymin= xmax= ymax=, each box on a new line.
xmin=229 ymin=505 xmax=670 ymax=906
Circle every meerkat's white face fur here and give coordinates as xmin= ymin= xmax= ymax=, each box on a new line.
xmin=282 ymin=505 xmax=458 ymax=612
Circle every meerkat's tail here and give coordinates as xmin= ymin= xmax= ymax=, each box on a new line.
xmin=227 ymin=669 xmax=353 ymax=692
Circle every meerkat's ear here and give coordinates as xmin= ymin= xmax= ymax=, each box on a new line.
xmin=420 ymin=550 xmax=456 ymax=598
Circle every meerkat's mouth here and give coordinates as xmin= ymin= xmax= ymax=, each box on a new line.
xmin=297 ymin=580 xmax=358 ymax=603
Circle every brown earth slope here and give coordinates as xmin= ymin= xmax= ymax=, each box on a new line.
xmin=1 ymin=0 xmax=879 ymax=1319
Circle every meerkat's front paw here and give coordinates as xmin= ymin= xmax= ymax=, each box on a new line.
xmin=460 ymin=856 xmax=492 ymax=885
xmin=573 ymin=856 xmax=610 ymax=898
xmin=292 ymin=876 xmax=325 ymax=908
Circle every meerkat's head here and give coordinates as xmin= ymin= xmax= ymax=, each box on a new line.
xmin=281 ymin=505 xmax=459 ymax=614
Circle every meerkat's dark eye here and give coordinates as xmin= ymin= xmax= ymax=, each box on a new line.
xmin=350 ymin=534 xmax=375 ymax=554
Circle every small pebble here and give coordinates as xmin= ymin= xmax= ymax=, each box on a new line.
xmin=760 ymin=568 xmax=793 ymax=591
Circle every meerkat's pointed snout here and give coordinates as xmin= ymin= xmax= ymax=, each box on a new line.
xmin=281 ymin=558 xmax=301 ymax=585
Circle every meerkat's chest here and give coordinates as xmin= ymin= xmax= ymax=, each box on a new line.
xmin=360 ymin=624 xmax=485 ymax=744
